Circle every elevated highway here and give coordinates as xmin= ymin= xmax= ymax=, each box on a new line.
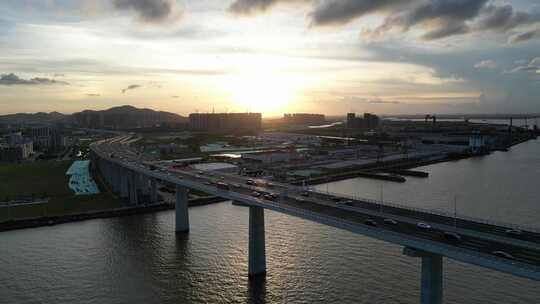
xmin=90 ymin=135 xmax=540 ymax=304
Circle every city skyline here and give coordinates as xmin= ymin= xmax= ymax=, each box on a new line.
xmin=0 ymin=0 xmax=539 ymax=116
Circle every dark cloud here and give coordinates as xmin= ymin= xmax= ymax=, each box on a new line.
xmin=53 ymin=73 xmax=65 ymax=77
xmin=113 ymin=0 xmax=182 ymax=24
xmin=475 ymin=4 xmax=540 ymax=33
xmin=359 ymin=1 xmax=540 ymax=41
xmin=226 ymin=0 xmax=538 ymax=42
xmin=86 ymin=93 xmax=101 ymax=97
xmin=311 ymin=1 xmax=539 ymax=42
xmin=171 ymin=95 xmax=179 ymax=98
xmin=229 ymin=0 xmax=308 ymax=15
xmin=364 ymin=0 xmax=488 ymax=41
xmin=121 ymin=84 xmax=142 ymax=93
xmin=406 ymin=0 xmax=488 ymax=24
xmin=508 ymin=29 xmax=540 ymax=44
xmin=310 ymin=0 xmax=414 ymax=27
xmin=0 ymin=73 xmax=69 ymax=86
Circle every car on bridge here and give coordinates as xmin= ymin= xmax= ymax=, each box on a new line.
xmin=365 ymin=219 xmax=377 ymax=227
xmin=416 ymin=222 xmax=432 ymax=230
xmin=492 ymin=250 xmax=515 ymax=260
xmin=443 ymin=232 xmax=462 ymax=243
xmin=263 ymin=194 xmax=276 ymax=201
xmin=216 ymin=182 xmax=230 ymax=190
xmin=383 ymin=218 xmax=398 ymax=225
xmin=505 ymin=229 xmax=523 ymax=237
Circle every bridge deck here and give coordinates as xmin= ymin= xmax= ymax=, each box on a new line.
xmin=90 ymin=136 xmax=540 ymax=281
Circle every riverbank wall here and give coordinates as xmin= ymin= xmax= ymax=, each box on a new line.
xmin=0 ymin=196 xmax=227 ymax=232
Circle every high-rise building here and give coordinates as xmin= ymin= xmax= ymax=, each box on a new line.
xmin=189 ymin=113 xmax=262 ymax=132
xmin=27 ymin=126 xmax=65 ymax=151
xmin=346 ymin=113 xmax=380 ymax=129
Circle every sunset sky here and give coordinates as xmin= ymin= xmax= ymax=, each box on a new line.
xmin=0 ymin=0 xmax=539 ymax=117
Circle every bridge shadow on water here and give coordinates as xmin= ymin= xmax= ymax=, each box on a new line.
xmin=174 ymin=232 xmax=191 ymax=262
xmin=247 ymin=275 xmax=267 ymax=304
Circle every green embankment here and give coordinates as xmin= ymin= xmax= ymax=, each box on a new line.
xmin=0 ymin=161 xmax=120 ymax=223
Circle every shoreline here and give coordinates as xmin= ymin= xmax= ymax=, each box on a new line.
xmin=296 ymin=136 xmax=537 ymax=186
xmin=2 ymin=137 xmax=536 ymax=232
xmin=0 ymin=196 xmax=227 ymax=233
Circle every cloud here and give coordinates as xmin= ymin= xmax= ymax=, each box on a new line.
xmin=310 ymin=0 xmax=414 ymax=27
xmin=86 ymin=93 xmax=101 ymax=97
xmin=421 ymin=22 xmax=469 ymax=40
xmin=171 ymin=95 xmax=179 ymax=98
xmin=311 ymin=1 xmax=540 ymax=42
xmin=475 ymin=4 xmax=540 ymax=33
xmin=508 ymin=28 xmax=540 ymax=44
xmin=121 ymin=84 xmax=142 ymax=93
xmin=229 ymin=0 xmax=308 ymax=15
xmin=507 ymin=57 xmax=540 ymax=74
xmin=0 ymin=73 xmax=69 ymax=86
xmin=342 ymin=96 xmax=401 ymax=105
xmin=474 ymin=59 xmax=497 ymax=69
xmin=366 ymin=98 xmax=401 ymax=104
xmin=113 ymin=0 xmax=182 ymax=24
xmin=362 ymin=0 xmax=488 ymax=41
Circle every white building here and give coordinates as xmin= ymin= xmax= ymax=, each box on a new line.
xmin=191 ymin=162 xmax=238 ymax=173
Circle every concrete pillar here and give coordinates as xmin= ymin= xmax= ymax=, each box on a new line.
xmin=403 ymin=247 xmax=443 ymax=304
xmin=120 ymin=168 xmax=129 ymax=199
xmin=141 ymin=176 xmax=150 ymax=197
xmin=248 ymin=206 xmax=266 ymax=277
xmin=175 ymin=185 xmax=189 ymax=233
xmin=113 ymin=164 xmax=121 ymax=193
xmin=129 ymin=171 xmax=139 ymax=205
xmin=150 ymin=178 xmax=158 ymax=203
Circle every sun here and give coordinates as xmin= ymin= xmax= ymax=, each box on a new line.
xmin=219 ymin=54 xmax=311 ymax=116
xmin=226 ymin=70 xmax=293 ymax=115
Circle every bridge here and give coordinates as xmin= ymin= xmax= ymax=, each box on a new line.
xmin=90 ymin=135 xmax=540 ymax=304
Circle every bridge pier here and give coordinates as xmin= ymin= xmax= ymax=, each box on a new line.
xmin=248 ymin=206 xmax=266 ymax=277
xmin=108 ymin=162 xmax=118 ymax=193
xmin=120 ymin=168 xmax=129 ymax=199
xmin=175 ymin=185 xmax=190 ymax=233
xmin=404 ymin=247 xmax=443 ymax=304
xmin=150 ymin=178 xmax=158 ymax=203
xmin=128 ymin=171 xmax=139 ymax=205
xmin=114 ymin=163 xmax=122 ymax=194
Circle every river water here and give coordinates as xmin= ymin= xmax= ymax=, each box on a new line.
xmin=2 ymin=140 xmax=540 ymax=303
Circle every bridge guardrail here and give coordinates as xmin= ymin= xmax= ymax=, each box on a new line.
xmin=312 ymin=189 xmax=540 ymax=233
xmin=261 ymin=198 xmax=540 ymax=274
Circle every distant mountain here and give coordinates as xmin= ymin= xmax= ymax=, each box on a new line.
xmin=72 ymin=105 xmax=187 ymax=129
xmin=0 ymin=105 xmax=187 ymax=129
xmin=0 ymin=111 xmax=66 ymax=124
